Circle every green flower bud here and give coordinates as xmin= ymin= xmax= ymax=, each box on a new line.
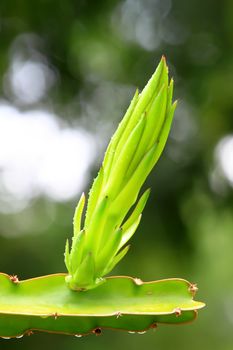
xmin=65 ymin=56 xmax=177 ymax=291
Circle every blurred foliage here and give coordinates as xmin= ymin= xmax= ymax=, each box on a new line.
xmin=0 ymin=0 xmax=233 ymax=349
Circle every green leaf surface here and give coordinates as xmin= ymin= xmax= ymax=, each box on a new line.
xmin=0 ymin=273 xmax=205 ymax=337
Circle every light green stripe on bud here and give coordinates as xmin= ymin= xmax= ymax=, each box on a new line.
xmin=126 ymin=84 xmax=167 ymax=178
xmin=95 ymin=211 xmax=119 ymax=256
xmin=151 ymin=101 xmax=177 ymax=165
xmin=73 ymin=192 xmax=85 ymax=236
xmin=69 ymin=230 xmax=86 ymax=275
xmin=103 ymin=89 xmax=139 ymax=181
xmin=84 ymin=166 xmax=104 ymax=228
xmin=110 ymin=143 xmax=159 ymax=219
xmin=85 ymin=196 xmax=109 ymax=252
xmin=104 ymin=114 xmax=146 ymax=198
xmin=112 ymin=59 xmax=165 ymax=165
xmin=146 ymin=85 xmax=168 ymax=150
xmin=99 ymin=188 xmax=150 ymax=253
xmin=64 ymin=57 xmax=176 ymax=291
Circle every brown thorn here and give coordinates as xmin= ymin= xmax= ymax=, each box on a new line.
xmin=9 ymin=275 xmax=19 ymax=284
xmin=189 ymin=283 xmax=198 ymax=295
xmin=150 ymin=322 xmax=158 ymax=330
xmin=174 ymin=308 xmax=182 ymax=317
xmin=26 ymin=330 xmax=34 ymax=336
xmin=93 ymin=328 xmax=102 ymax=336
xmin=53 ymin=312 xmax=59 ymax=320
xmin=134 ymin=278 xmax=143 ymax=286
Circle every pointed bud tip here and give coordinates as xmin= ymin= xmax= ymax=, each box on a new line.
xmin=161 ymin=55 xmax=169 ymax=75
xmin=161 ymin=55 xmax=168 ymax=68
xmin=161 ymin=55 xmax=166 ymax=63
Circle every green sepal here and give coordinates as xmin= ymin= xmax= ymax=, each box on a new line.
xmin=84 ymin=166 xmax=104 ymax=228
xmin=122 ymin=189 xmax=150 ymax=232
xmin=126 ymin=84 xmax=167 ymax=178
xmin=105 ymin=114 xmax=146 ymax=198
xmin=85 ymin=196 xmax=109 ymax=251
xmin=130 ymin=58 xmax=165 ymax=129
xmin=73 ymin=192 xmax=85 ymax=236
xmin=112 ymin=60 xmax=165 ymax=168
xmin=167 ymin=78 xmax=174 ymax=111
xmin=64 ymin=239 xmax=70 ymax=271
xmin=69 ymin=230 xmax=86 ymax=274
xmin=67 ymin=252 xmax=96 ymax=291
xmin=111 ymin=143 xmax=158 ymax=219
xmin=95 ymin=211 xmax=119 ymax=256
xmin=147 ymin=84 xmax=168 ymax=150
xmin=96 ymin=228 xmax=123 ymax=275
xmin=103 ymin=245 xmax=130 ymax=275
xmin=152 ymin=100 xmax=177 ymax=165
xmin=120 ymin=214 xmax=142 ymax=249
xmin=103 ymin=89 xmax=139 ymax=181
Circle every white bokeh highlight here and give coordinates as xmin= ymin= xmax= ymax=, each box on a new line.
xmin=215 ymin=135 xmax=233 ymax=185
xmin=0 ymin=102 xmax=96 ymax=212
xmin=211 ymin=135 xmax=233 ymax=195
xmin=6 ymin=57 xmax=56 ymax=105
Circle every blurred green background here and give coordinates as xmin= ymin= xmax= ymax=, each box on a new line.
xmin=0 ymin=0 xmax=233 ymax=349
